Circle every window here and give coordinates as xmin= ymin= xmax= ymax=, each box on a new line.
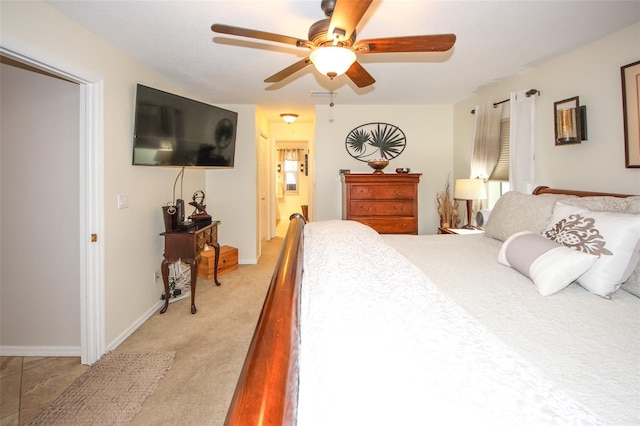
xmin=489 ymin=118 xmax=510 ymax=182
xmin=487 ymin=118 xmax=511 ymax=206
xmin=284 ymin=157 xmax=298 ymax=193
xmin=277 ymin=148 xmax=301 ymax=194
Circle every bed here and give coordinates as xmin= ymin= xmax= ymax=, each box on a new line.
xmin=225 ymin=186 xmax=640 ymax=426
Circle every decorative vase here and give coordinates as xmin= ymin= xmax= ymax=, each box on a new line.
xmin=367 ymin=159 xmax=389 ymax=174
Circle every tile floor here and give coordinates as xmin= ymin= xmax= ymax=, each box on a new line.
xmin=0 ymin=356 xmax=88 ymax=425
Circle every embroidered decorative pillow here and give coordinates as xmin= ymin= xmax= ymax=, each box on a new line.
xmin=543 ymin=201 xmax=640 ymax=298
xmin=498 ymin=231 xmax=598 ymax=296
xmin=567 ymin=195 xmax=640 ymax=298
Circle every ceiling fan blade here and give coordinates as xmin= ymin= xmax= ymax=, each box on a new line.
xmin=345 ymin=61 xmax=376 ymax=88
xmin=212 ymin=23 xmax=310 ymax=47
xmin=329 ymin=0 xmax=373 ymax=42
xmin=264 ymin=58 xmax=312 ymax=83
xmin=354 ymin=34 xmax=456 ymax=53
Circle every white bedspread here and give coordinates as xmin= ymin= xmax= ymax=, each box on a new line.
xmin=384 ymin=232 xmax=640 ymax=426
xmin=297 ymin=220 xmax=621 ymax=426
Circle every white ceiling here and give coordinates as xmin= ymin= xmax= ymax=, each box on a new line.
xmin=47 ymin=0 xmax=640 ymax=123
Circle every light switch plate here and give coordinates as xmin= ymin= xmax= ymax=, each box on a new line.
xmin=117 ymin=194 xmax=129 ymax=209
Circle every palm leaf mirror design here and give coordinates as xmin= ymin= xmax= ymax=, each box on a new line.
xmin=345 ymin=122 xmax=407 ymax=161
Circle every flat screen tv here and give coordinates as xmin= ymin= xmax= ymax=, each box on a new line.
xmin=132 ymin=84 xmax=238 ymax=168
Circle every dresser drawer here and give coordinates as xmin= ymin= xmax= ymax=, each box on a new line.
xmin=350 ymin=184 xmax=416 ymax=200
xmin=342 ymin=173 xmax=421 ymax=235
xmin=350 ymin=200 xmax=415 ymax=217
xmin=196 ymin=231 xmax=207 ymax=252
xmin=353 ymin=218 xmax=417 ymax=234
xmin=196 ymin=226 xmax=217 ymax=253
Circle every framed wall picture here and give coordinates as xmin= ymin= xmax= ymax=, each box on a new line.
xmin=621 ymin=60 xmax=640 ymax=168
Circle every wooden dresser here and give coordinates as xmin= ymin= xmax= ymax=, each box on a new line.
xmin=342 ymin=173 xmax=421 ymax=234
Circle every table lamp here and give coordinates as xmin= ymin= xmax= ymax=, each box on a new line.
xmin=454 ymin=179 xmax=487 ymax=229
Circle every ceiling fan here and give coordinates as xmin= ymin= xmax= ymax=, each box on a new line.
xmin=211 ymin=0 xmax=456 ymax=88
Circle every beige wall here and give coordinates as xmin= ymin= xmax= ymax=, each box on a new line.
xmin=2 ymin=1 xmax=637 ymax=356
xmin=204 ymin=105 xmax=259 ymax=264
xmin=1 ymin=63 xmax=81 ymax=351
xmin=0 ymin=1 xmax=207 ymax=349
xmin=314 ymin=104 xmax=454 ymax=234
xmin=453 ymin=22 xmax=640 ymax=196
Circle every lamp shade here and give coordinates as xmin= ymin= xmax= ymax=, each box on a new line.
xmin=309 ymin=46 xmax=356 ymax=78
xmin=280 ymin=113 xmax=298 ymax=124
xmin=454 ymin=179 xmax=487 ymax=200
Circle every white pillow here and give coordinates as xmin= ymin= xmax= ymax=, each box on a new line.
xmin=498 ymin=231 xmax=598 ymax=296
xmin=543 ymin=201 xmax=640 ymax=298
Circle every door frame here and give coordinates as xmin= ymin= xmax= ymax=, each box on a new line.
xmin=1 ymin=41 xmax=105 ymax=364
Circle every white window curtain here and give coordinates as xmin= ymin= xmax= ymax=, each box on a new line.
xmin=276 ymin=148 xmax=301 ymax=197
xmin=470 ymin=103 xmax=503 ymax=179
xmin=509 ymin=89 xmax=536 ymax=193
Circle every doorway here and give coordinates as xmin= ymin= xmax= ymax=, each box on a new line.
xmin=0 ymin=47 xmax=104 ymax=364
xmin=275 ymin=141 xmax=310 ymax=238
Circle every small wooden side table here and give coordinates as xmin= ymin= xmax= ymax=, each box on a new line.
xmin=160 ymin=221 xmax=221 ymax=314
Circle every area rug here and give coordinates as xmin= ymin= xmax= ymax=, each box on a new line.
xmin=32 ymin=351 xmax=175 ymax=425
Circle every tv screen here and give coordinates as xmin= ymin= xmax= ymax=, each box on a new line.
xmin=132 ymin=84 xmax=238 ymax=168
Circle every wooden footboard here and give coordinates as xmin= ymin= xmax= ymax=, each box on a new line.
xmin=225 ymin=213 xmax=306 ymax=426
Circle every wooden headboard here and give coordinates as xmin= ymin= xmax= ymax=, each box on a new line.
xmin=224 ymin=187 xmax=636 ymax=426
xmin=532 ymin=186 xmax=633 ymax=198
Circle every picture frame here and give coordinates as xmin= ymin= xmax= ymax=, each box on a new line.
xmin=621 ymin=60 xmax=640 ymax=168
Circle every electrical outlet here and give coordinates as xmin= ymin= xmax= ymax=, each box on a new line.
xmin=154 ymin=271 xmax=161 ymax=286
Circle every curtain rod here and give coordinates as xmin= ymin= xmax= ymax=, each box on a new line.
xmin=470 ymin=89 xmax=539 ymax=114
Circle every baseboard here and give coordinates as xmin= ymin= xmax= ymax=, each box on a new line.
xmin=239 ymin=258 xmax=257 ymax=265
xmin=0 ymin=345 xmax=81 ymax=357
xmin=106 ymin=300 xmax=164 ymax=352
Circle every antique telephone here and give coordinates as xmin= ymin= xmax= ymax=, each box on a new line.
xmin=188 ymin=190 xmax=212 ymax=227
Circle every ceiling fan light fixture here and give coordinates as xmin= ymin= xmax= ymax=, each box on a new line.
xmin=309 ymin=46 xmax=356 ymax=79
xmin=280 ymin=113 xmax=299 ymax=124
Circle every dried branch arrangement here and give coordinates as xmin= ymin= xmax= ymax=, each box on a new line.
xmin=436 ymin=180 xmax=460 ymax=229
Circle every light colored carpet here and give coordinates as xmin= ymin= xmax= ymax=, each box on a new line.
xmin=121 ymin=236 xmax=283 ymax=425
xmin=31 ymin=352 xmax=175 ymax=425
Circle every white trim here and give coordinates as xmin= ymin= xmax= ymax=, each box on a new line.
xmin=0 ymin=41 xmax=105 ymax=365
xmin=106 ymin=301 xmax=164 ymax=351
xmin=0 ymin=345 xmax=81 ymax=357
xmin=80 ymin=80 xmax=106 ymax=365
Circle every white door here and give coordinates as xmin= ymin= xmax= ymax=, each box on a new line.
xmin=0 ymin=47 xmax=104 ymax=364
xmin=259 ymin=134 xmax=268 ymax=242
